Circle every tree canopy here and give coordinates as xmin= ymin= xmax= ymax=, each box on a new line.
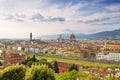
xmin=0 ymin=65 xmax=26 ymax=80
xmin=25 ymin=65 xmax=55 ymax=80
xmin=69 ymin=64 xmax=78 ymax=71
xmin=56 ymin=70 xmax=79 ymax=80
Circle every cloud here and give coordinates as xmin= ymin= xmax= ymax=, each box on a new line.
xmin=98 ymin=0 xmax=120 ymax=5
xmin=5 ymin=15 xmax=14 ymax=20
xmin=15 ymin=13 xmax=26 ymax=18
xmin=14 ymin=19 xmax=24 ymax=22
xmin=31 ymin=13 xmax=44 ymax=21
xmin=106 ymin=4 xmax=120 ymax=11
xmin=78 ymin=15 xmax=120 ymax=25
xmin=0 ymin=0 xmax=120 ymax=38
xmin=4 ymin=13 xmax=26 ymax=22
xmin=48 ymin=17 xmax=65 ymax=22
xmin=79 ymin=17 xmax=110 ymax=24
xmin=77 ymin=11 xmax=120 ymax=26
xmin=31 ymin=13 xmax=65 ymax=22
xmin=63 ymin=29 xmax=78 ymax=33
xmin=94 ymin=22 xmax=120 ymax=25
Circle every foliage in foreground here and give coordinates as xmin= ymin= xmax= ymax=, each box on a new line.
xmin=56 ymin=70 xmax=79 ymax=80
xmin=0 ymin=64 xmax=55 ymax=80
xmin=25 ymin=65 xmax=55 ymax=80
xmin=23 ymin=55 xmax=52 ymax=68
xmin=0 ymin=65 xmax=26 ymax=80
xmin=0 ymin=64 xmax=117 ymax=80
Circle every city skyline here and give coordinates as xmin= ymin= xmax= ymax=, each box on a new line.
xmin=0 ymin=0 xmax=120 ymax=38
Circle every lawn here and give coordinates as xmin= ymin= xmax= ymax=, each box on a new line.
xmin=34 ymin=54 xmax=115 ymax=68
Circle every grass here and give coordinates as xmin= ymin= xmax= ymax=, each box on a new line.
xmin=34 ymin=54 xmax=115 ymax=68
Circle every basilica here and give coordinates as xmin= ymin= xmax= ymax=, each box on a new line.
xmin=57 ymin=33 xmax=76 ymax=43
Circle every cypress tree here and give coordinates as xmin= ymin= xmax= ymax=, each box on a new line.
xmin=54 ymin=61 xmax=59 ymax=73
xmin=31 ymin=55 xmax=37 ymax=62
xmin=69 ymin=64 xmax=78 ymax=71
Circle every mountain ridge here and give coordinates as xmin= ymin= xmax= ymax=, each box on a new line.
xmin=39 ymin=29 xmax=120 ymax=40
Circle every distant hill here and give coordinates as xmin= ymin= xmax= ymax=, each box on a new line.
xmin=39 ymin=29 xmax=120 ymax=40
xmin=39 ymin=33 xmax=86 ymax=40
xmin=87 ymin=29 xmax=120 ymax=39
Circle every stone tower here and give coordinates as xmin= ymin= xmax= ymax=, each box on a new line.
xmin=30 ymin=32 xmax=32 ymax=41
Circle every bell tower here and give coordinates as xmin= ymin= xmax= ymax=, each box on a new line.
xmin=30 ymin=32 xmax=32 ymax=41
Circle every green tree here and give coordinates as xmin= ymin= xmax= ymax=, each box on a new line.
xmin=51 ymin=49 xmax=56 ymax=54
xmin=0 ymin=65 xmax=26 ymax=80
xmin=69 ymin=64 xmax=78 ymax=71
xmin=56 ymin=70 xmax=78 ymax=80
xmin=26 ymin=58 xmax=52 ymax=68
xmin=22 ymin=55 xmax=31 ymax=64
xmin=25 ymin=65 xmax=55 ymax=80
xmin=27 ymin=61 xmax=33 ymax=67
xmin=26 ymin=55 xmax=31 ymax=61
xmin=103 ymin=76 xmax=115 ymax=80
xmin=0 ymin=61 xmax=2 ymax=66
xmin=86 ymin=74 xmax=99 ymax=80
xmin=39 ymin=58 xmax=47 ymax=62
xmin=54 ymin=61 xmax=59 ymax=73
xmin=31 ymin=55 xmax=37 ymax=62
xmin=79 ymin=71 xmax=88 ymax=79
xmin=0 ymin=56 xmax=3 ymax=59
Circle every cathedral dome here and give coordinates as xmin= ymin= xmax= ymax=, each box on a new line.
xmin=70 ymin=33 xmax=75 ymax=39
xmin=70 ymin=33 xmax=76 ymax=41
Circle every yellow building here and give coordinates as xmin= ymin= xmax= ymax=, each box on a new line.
xmin=102 ymin=43 xmax=120 ymax=51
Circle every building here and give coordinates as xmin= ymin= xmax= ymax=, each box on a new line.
xmin=109 ymin=53 xmax=120 ymax=61
xmin=30 ymin=32 xmax=32 ymax=41
xmin=86 ymin=68 xmax=120 ymax=80
xmin=70 ymin=33 xmax=76 ymax=42
xmin=102 ymin=42 xmax=120 ymax=51
xmin=57 ymin=35 xmax=64 ymax=43
xmin=0 ymin=50 xmax=3 ymax=56
xmin=96 ymin=52 xmax=109 ymax=60
xmin=4 ymin=53 xmax=25 ymax=64
xmin=96 ymin=52 xmax=120 ymax=61
xmin=52 ymin=61 xmax=82 ymax=73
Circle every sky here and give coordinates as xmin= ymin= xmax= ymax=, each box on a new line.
xmin=0 ymin=0 xmax=120 ymax=38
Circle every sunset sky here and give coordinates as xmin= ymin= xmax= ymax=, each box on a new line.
xmin=0 ymin=0 xmax=120 ymax=38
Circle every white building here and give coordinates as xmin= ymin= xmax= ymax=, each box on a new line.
xmin=109 ymin=53 xmax=120 ymax=61
xmin=96 ymin=52 xmax=120 ymax=61
xmin=25 ymin=47 xmax=43 ymax=54
xmin=96 ymin=52 xmax=109 ymax=60
xmin=17 ymin=47 xmax=22 ymax=51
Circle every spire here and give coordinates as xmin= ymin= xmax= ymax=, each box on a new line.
xmin=30 ymin=32 xmax=32 ymax=41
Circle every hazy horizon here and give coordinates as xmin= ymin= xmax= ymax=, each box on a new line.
xmin=0 ymin=0 xmax=120 ymax=38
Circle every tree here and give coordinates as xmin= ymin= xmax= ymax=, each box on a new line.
xmin=31 ymin=55 xmax=37 ymax=62
xmin=86 ymin=74 xmax=99 ymax=80
xmin=103 ymin=76 xmax=115 ymax=80
xmin=0 ymin=56 xmax=3 ymax=59
xmin=27 ymin=61 xmax=33 ymax=67
xmin=51 ymin=49 xmax=56 ymax=54
xmin=39 ymin=58 xmax=47 ymax=62
xmin=22 ymin=55 xmax=31 ymax=64
xmin=25 ymin=65 xmax=55 ymax=80
xmin=79 ymin=71 xmax=88 ymax=79
xmin=26 ymin=55 xmax=31 ymax=61
xmin=54 ymin=61 xmax=59 ymax=73
xmin=0 ymin=65 xmax=26 ymax=80
xmin=69 ymin=64 xmax=78 ymax=71
xmin=56 ymin=70 xmax=78 ymax=80
xmin=0 ymin=61 xmax=2 ymax=66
